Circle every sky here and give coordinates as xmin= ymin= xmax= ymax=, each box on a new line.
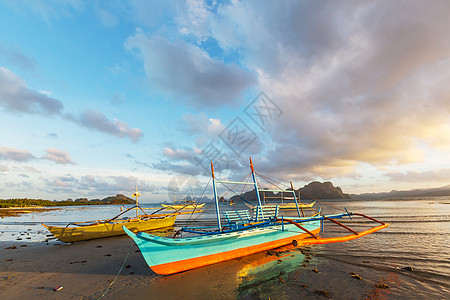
xmin=0 ymin=0 xmax=449 ymax=202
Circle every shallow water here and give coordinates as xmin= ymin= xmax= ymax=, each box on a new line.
xmin=1 ymin=198 xmax=449 ymax=299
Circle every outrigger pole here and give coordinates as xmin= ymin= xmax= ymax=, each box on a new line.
xmin=249 ymin=157 xmax=263 ymax=221
xmin=290 ymin=181 xmax=304 ymax=217
xmin=211 ymin=162 xmax=221 ymax=231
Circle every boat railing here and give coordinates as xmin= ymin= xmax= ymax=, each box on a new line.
xmin=252 ymin=205 xmax=279 ymax=221
xmin=222 ymin=210 xmax=251 ymax=227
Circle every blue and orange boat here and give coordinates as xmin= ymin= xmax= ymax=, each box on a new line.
xmin=124 ymin=158 xmax=389 ymax=275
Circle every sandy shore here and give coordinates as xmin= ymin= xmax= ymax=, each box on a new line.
xmin=1 ymin=235 xmax=400 ymax=300
xmin=0 ymin=235 xmax=250 ymax=299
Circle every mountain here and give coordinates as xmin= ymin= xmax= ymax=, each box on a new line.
xmin=352 ymin=184 xmax=450 ymax=199
xmin=300 ymin=181 xmax=350 ymax=199
xmin=229 ymin=181 xmax=350 ymax=202
xmin=99 ymin=194 xmax=136 ymax=204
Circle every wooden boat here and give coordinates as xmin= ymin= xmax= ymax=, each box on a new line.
xmin=161 ymin=202 xmax=205 ymax=210
xmin=42 ymin=187 xmax=192 ymax=243
xmin=42 ymin=213 xmax=177 ymax=243
xmin=125 ymin=158 xmax=389 ymax=275
xmin=161 ymin=195 xmax=205 ymax=210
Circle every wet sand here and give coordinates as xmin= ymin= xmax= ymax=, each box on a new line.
xmin=0 ymin=235 xmax=401 ymax=300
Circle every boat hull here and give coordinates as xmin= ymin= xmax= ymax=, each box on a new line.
xmin=124 ymin=220 xmax=320 ymax=275
xmin=42 ymin=215 xmax=176 ymax=243
xmin=161 ymin=203 xmax=205 ymax=209
xmin=277 ymin=201 xmax=316 ymax=210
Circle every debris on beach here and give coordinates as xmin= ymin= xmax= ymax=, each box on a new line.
xmin=314 ymin=290 xmax=331 ymax=298
xmin=96 ymin=245 xmax=102 ymax=248
xmin=375 ymin=283 xmax=390 ymax=289
xmin=278 ymin=276 xmax=285 ymax=284
xmin=351 ymin=274 xmax=362 ymax=280
xmin=401 ymin=266 xmax=414 ymax=272
xmin=5 ymin=246 xmax=17 ymax=249
xmin=312 ymin=269 xmax=318 ymax=273
xmin=54 ymin=286 xmax=63 ymax=291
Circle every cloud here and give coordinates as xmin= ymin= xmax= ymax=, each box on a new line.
xmin=0 ymin=67 xmax=143 ymax=142
xmin=125 ymin=30 xmax=257 ymax=108
xmin=0 ymin=46 xmax=36 ymax=71
xmin=0 ymin=67 xmax=63 ymax=115
xmin=200 ymin=0 xmax=450 ymax=180
xmin=178 ymin=113 xmax=225 ymax=146
xmin=65 ymin=109 xmax=143 ymax=142
xmin=45 ymin=174 xmax=158 ymax=197
xmin=0 ymin=147 xmax=36 ymax=162
xmin=43 ymin=148 xmax=74 ymax=165
xmin=0 ymin=164 xmax=8 ymax=172
xmin=96 ymin=6 xmax=118 ymax=28
xmin=386 ymin=169 xmax=450 ymax=183
xmin=4 ymin=0 xmax=85 ymax=25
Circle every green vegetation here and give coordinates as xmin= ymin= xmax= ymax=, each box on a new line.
xmin=0 ymin=194 xmax=135 ymax=208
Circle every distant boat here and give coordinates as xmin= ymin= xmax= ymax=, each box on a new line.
xmin=246 ymin=201 xmax=316 ymax=211
xmin=42 ymin=187 xmax=179 ymax=243
xmin=161 ymin=196 xmax=205 ymax=210
xmin=125 ymin=158 xmax=389 ymax=275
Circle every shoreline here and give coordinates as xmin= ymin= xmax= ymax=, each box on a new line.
xmin=1 ymin=236 xmax=400 ymax=300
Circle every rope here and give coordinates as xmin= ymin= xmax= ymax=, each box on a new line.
xmin=96 ymin=242 xmax=134 ymax=300
xmin=255 ymin=172 xmax=345 ymax=213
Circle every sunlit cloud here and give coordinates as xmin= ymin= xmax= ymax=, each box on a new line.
xmin=0 ymin=147 xmax=36 ymax=162
xmin=386 ymin=169 xmax=450 ymax=183
xmin=43 ymin=148 xmax=74 ymax=165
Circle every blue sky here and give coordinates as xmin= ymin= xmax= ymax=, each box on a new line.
xmin=1 ymin=0 xmax=450 ymax=202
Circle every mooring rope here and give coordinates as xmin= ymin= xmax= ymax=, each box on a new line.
xmin=95 ymin=242 xmax=134 ymax=300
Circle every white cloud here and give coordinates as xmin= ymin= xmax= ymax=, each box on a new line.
xmin=179 ymin=113 xmax=225 ymax=146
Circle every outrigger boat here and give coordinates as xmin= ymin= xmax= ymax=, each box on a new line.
xmin=161 ymin=195 xmax=205 ymax=210
xmin=124 ymin=158 xmax=389 ymax=275
xmin=42 ymin=188 xmax=199 ymax=243
xmin=161 ymin=202 xmax=205 ymax=210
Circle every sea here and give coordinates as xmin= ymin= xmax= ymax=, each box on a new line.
xmin=0 ymin=198 xmax=449 ymax=299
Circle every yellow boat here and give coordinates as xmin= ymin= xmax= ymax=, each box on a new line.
xmin=42 ymin=187 xmax=196 ymax=243
xmin=161 ymin=202 xmax=205 ymax=210
xmin=42 ymin=213 xmax=177 ymax=243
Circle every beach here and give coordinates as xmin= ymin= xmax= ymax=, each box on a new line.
xmin=0 ymin=236 xmax=402 ymax=299
xmin=1 ymin=199 xmax=449 ymax=299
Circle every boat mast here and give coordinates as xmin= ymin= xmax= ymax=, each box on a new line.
xmin=211 ymin=162 xmax=221 ymax=231
xmin=132 ymin=185 xmax=141 ymax=218
xmin=249 ymin=157 xmax=263 ymax=221
xmin=290 ymin=182 xmax=304 ymax=217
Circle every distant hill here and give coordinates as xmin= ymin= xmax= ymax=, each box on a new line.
xmin=99 ymin=194 xmax=136 ymax=204
xmin=230 ymin=181 xmax=350 ymax=202
xmin=352 ymin=184 xmax=450 ymax=199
